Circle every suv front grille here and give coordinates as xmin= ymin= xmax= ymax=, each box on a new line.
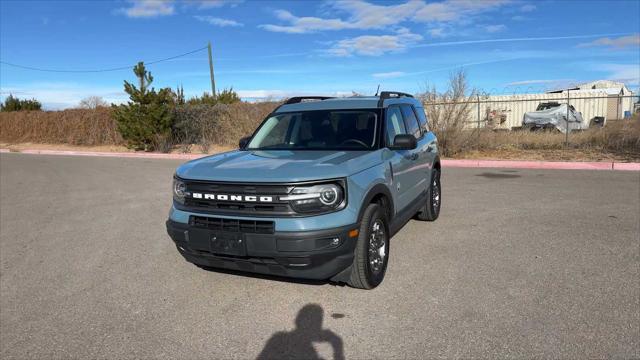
xmin=190 ymin=215 xmax=275 ymax=234
xmin=177 ymin=180 xmax=295 ymax=216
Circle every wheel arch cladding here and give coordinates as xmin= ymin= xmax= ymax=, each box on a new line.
xmin=433 ymin=156 xmax=441 ymax=171
xmin=358 ymin=184 xmax=394 ymax=223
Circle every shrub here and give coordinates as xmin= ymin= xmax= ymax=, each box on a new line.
xmin=111 ymin=62 xmax=174 ymax=151
xmin=186 ymin=88 xmax=241 ymax=106
xmin=78 ymin=96 xmax=108 ymax=109
xmin=173 ymin=101 xmax=278 ymax=152
xmin=0 ymin=107 xmax=121 ymax=145
xmin=1 ymin=94 xmax=42 ymax=112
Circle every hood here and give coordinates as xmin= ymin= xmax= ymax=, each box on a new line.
xmin=176 ymin=150 xmax=383 ymax=182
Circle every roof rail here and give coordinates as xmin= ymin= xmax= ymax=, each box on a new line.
xmin=377 ymin=91 xmax=414 ymax=107
xmin=284 ymin=96 xmax=334 ymax=105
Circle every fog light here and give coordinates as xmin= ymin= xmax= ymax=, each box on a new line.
xmin=331 ymin=237 xmax=340 ymax=246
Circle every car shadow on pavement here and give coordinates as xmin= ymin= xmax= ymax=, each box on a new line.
xmin=256 ymin=304 xmax=345 ymax=360
xmin=195 ymin=265 xmax=345 ymax=287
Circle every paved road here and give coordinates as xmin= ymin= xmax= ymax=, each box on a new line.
xmin=1 ymin=153 xmax=638 ymax=359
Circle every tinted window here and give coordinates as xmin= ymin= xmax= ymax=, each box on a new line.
xmin=385 ymin=106 xmax=407 ymax=146
xmin=247 ymin=110 xmax=378 ymax=150
xmin=400 ymin=105 xmax=421 ymax=139
xmin=415 ymin=106 xmax=429 ymax=132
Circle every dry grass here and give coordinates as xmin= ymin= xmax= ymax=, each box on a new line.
xmin=172 ymin=102 xmax=278 ymax=151
xmin=1 ymin=101 xmax=638 ymax=161
xmin=466 ymin=118 xmax=640 ymax=160
xmin=0 ymin=102 xmax=279 ymax=150
xmin=0 ymin=107 xmax=121 ymax=146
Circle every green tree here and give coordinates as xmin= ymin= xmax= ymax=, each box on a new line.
xmin=1 ymin=94 xmax=42 ymax=111
xmin=112 ymin=62 xmax=174 ymax=150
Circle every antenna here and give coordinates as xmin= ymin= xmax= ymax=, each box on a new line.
xmin=375 ymin=84 xmax=380 ymax=96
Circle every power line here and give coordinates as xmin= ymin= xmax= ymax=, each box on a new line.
xmin=0 ymin=46 xmax=208 ymax=73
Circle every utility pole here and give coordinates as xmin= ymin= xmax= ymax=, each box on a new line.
xmin=207 ymin=41 xmax=216 ymax=98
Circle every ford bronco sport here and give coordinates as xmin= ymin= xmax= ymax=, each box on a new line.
xmin=166 ymin=92 xmax=441 ymax=289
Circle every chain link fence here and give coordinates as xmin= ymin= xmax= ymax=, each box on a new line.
xmin=420 ymin=91 xmax=639 ymax=157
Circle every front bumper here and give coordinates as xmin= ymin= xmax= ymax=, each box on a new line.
xmin=166 ymin=219 xmax=358 ymax=280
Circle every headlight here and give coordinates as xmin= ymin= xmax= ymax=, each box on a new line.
xmin=280 ymin=182 xmax=345 ymax=214
xmin=173 ymin=178 xmax=186 ymax=204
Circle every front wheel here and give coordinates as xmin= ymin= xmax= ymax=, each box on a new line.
xmin=416 ymin=169 xmax=441 ymax=221
xmin=347 ymin=203 xmax=389 ymax=289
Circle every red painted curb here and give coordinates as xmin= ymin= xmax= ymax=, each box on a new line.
xmin=613 ymin=162 xmax=640 ymax=171
xmin=8 ymin=149 xmax=207 ymax=160
xmin=2 ymin=149 xmax=639 ymax=171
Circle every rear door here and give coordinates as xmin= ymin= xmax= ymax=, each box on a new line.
xmin=413 ymin=105 xmax=438 ymax=173
xmin=399 ymin=104 xmax=429 ymax=201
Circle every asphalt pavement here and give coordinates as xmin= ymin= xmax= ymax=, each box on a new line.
xmin=1 ymin=153 xmax=638 ymax=359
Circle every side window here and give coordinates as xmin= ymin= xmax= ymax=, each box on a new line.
xmin=415 ymin=106 xmax=429 ymax=132
xmin=400 ymin=104 xmax=421 ymax=139
xmin=385 ymin=106 xmax=407 ymax=146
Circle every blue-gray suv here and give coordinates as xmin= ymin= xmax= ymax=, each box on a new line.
xmin=166 ymin=92 xmax=441 ymax=289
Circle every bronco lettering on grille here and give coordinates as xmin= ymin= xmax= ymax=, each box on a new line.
xmin=191 ymin=193 xmax=273 ymax=202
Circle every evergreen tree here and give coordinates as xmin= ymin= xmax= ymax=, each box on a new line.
xmin=112 ymin=62 xmax=174 ymax=150
xmin=1 ymin=94 xmax=42 ymax=111
xmin=186 ymin=88 xmax=241 ymax=105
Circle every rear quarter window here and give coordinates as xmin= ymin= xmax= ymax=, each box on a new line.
xmin=415 ymin=106 xmax=429 ymax=132
xmin=400 ymin=105 xmax=421 ymax=139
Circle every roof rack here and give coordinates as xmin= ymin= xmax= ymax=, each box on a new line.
xmin=377 ymin=91 xmax=414 ymax=107
xmin=284 ymin=96 xmax=334 ymax=105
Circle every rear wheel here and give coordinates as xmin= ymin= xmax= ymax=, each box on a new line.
xmin=416 ymin=169 xmax=441 ymax=221
xmin=348 ymin=203 xmax=389 ymax=289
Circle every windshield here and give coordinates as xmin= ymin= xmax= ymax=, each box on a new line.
xmin=247 ymin=109 xmax=379 ymax=150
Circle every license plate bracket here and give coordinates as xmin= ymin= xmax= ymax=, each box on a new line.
xmin=210 ymin=232 xmax=246 ymax=256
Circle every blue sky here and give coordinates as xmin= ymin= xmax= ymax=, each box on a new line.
xmin=1 ymin=0 xmax=639 ymax=109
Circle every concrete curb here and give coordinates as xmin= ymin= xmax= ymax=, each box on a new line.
xmin=2 ymin=148 xmax=639 ymax=171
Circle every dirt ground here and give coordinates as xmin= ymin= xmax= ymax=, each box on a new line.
xmin=1 ymin=142 xmax=638 ymax=162
xmin=460 ymin=148 xmax=640 ymax=162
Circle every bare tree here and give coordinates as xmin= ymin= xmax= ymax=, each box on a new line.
xmin=418 ymin=70 xmax=479 ymax=156
xmin=78 ymin=96 xmax=108 ymax=109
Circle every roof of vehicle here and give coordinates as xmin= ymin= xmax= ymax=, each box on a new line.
xmin=274 ymin=92 xmax=422 ymax=113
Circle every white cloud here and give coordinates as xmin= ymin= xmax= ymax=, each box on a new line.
xmin=260 ymin=0 xmax=512 ymax=34
xmin=327 ymin=28 xmax=422 ymax=57
xmin=413 ymin=0 xmax=511 ymax=23
xmin=598 ymin=64 xmax=640 ymax=83
xmin=119 ymin=0 xmax=175 ymax=18
xmin=505 ymin=79 xmax=567 ymax=86
xmin=118 ymin=0 xmax=242 ymax=18
xmin=236 ymin=89 xmax=354 ymax=100
xmin=578 ymin=34 xmax=640 ymax=49
xmin=194 ymin=15 xmax=243 ymax=27
xmin=187 ymin=0 xmax=243 ymax=9
xmin=372 ymin=71 xmax=406 ymax=79
xmin=485 ymin=24 xmax=506 ymax=33
xmin=428 ymin=28 xmax=446 ymax=38
xmin=259 ymin=9 xmax=352 ymax=33
xmin=520 ymin=4 xmax=536 ymax=12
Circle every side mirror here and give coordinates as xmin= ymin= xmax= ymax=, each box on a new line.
xmin=238 ymin=136 xmax=251 ymax=150
xmin=389 ymin=134 xmax=417 ymax=150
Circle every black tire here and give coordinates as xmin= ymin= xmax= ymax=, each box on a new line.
xmin=347 ymin=203 xmax=389 ymax=289
xmin=416 ymin=169 xmax=441 ymax=221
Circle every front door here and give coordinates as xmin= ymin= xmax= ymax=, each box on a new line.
xmin=384 ymin=105 xmax=421 ymax=214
